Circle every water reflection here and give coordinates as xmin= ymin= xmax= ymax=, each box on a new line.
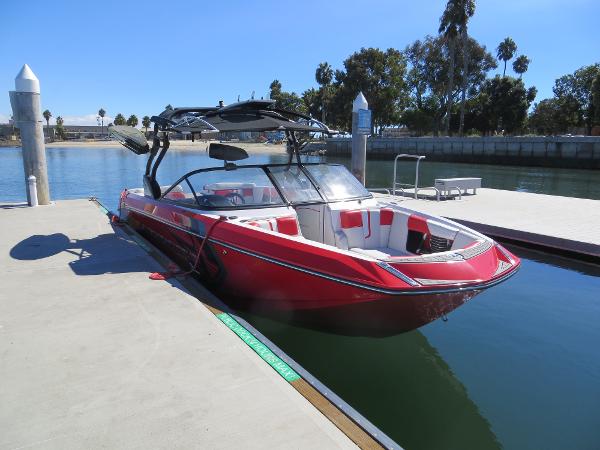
xmin=225 ymin=289 xmax=479 ymax=338
xmin=236 ymin=245 xmax=600 ymax=450
xmin=508 ymin=244 xmax=600 ymax=277
xmin=236 ymin=310 xmax=501 ymax=450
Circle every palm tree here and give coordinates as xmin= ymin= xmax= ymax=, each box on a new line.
xmin=142 ymin=116 xmax=151 ymax=136
xmin=126 ymin=114 xmax=138 ymax=127
xmin=315 ymin=62 xmax=334 ymax=123
xmin=42 ymin=109 xmax=52 ymax=138
xmin=457 ymin=0 xmax=476 ymax=137
xmin=98 ymin=108 xmax=106 ymax=135
xmin=439 ymin=0 xmax=460 ymax=135
xmin=55 ymin=116 xmax=65 ymax=140
xmin=269 ymin=80 xmax=282 ymax=99
xmin=497 ymin=37 xmax=517 ymax=76
xmin=113 ymin=113 xmax=126 ymax=125
xmin=512 ymin=55 xmax=530 ymax=78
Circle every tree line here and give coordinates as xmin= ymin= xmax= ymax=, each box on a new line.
xmin=39 ymin=108 xmax=153 ymax=140
xmin=107 ymin=113 xmax=152 ymax=134
xmin=529 ymin=64 xmax=600 ymax=135
xmin=268 ymin=1 xmax=600 ymax=137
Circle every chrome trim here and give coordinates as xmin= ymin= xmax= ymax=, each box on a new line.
xmin=125 ymin=204 xmax=520 ymax=297
xmin=493 ymin=260 xmax=513 ymax=277
xmin=376 ymin=262 xmax=421 ymax=287
xmin=413 ymin=278 xmax=476 ymax=286
xmin=495 ymin=244 xmax=516 ymax=265
xmin=126 ymin=205 xmax=210 ymax=237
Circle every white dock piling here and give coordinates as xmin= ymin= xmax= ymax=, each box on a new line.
xmin=9 ymin=64 xmax=51 ymax=205
xmin=351 ymin=92 xmax=369 ymax=185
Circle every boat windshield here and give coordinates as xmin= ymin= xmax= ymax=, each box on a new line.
xmin=163 ymin=163 xmax=371 ymax=209
xmin=305 ymin=164 xmax=371 ymax=201
xmin=268 ymin=166 xmax=322 ymax=203
xmin=168 ymin=167 xmax=285 ymax=208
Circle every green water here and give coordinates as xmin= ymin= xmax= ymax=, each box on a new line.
xmin=236 ymin=246 xmax=600 ymax=450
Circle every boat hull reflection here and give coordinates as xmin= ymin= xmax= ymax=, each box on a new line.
xmin=225 ymin=289 xmax=479 ymax=337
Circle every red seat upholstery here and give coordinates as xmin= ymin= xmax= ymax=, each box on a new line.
xmin=276 ymin=216 xmax=300 ymax=236
xmin=340 ymin=210 xmax=363 ymax=229
xmin=407 ymin=214 xmax=430 ymax=234
xmin=247 ymin=215 xmax=301 ymax=237
xmin=380 ymin=208 xmax=394 ymax=226
xmin=165 ymin=191 xmax=187 ymax=200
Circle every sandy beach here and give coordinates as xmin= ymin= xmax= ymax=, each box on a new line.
xmin=38 ymin=139 xmax=288 ymax=154
xmin=1 ymin=139 xmax=287 ymax=154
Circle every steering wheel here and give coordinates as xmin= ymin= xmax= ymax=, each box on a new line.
xmin=225 ymin=192 xmax=245 ymax=206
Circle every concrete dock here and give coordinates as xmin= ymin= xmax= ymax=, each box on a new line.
xmin=376 ymin=188 xmax=600 ymax=259
xmin=0 ymin=200 xmax=361 ymax=449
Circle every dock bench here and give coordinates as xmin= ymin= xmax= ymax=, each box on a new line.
xmin=434 ymin=177 xmax=482 ymax=199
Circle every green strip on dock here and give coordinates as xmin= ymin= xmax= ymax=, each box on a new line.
xmin=216 ymin=313 xmax=300 ymax=382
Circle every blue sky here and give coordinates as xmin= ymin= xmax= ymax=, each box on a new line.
xmin=1 ymin=0 xmax=598 ymax=125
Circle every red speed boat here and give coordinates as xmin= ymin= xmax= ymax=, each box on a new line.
xmin=111 ymin=100 xmax=520 ymax=333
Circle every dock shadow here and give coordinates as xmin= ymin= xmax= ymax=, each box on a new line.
xmin=9 ymin=227 xmax=162 ymax=276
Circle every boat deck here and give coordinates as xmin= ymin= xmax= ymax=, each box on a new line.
xmin=374 ymin=188 xmax=600 ymax=259
xmin=0 ymin=199 xmax=360 ymax=449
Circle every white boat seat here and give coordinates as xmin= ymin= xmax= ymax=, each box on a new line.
xmin=350 ymin=247 xmax=411 ymax=259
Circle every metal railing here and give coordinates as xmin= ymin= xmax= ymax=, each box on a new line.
xmin=392 ymin=154 xmax=443 ymax=200
xmin=371 ymin=154 xmax=466 ymax=201
xmin=368 ymin=187 xmax=391 ymax=195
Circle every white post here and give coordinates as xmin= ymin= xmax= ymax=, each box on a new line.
xmin=9 ymin=64 xmax=51 ymax=205
xmin=27 ymin=175 xmax=38 ymax=206
xmin=351 ymin=92 xmax=368 ymax=185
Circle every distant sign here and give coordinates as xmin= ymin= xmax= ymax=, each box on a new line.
xmin=357 ymin=109 xmax=371 ymax=135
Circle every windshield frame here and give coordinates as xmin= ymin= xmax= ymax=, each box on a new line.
xmin=160 ymin=163 xmax=372 ymax=210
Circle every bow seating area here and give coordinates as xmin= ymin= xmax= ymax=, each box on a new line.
xmin=325 ymin=206 xmax=480 ymax=260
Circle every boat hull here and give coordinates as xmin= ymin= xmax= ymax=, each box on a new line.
xmin=122 ymin=198 xmax=519 ymax=333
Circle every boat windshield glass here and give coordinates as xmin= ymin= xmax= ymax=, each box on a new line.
xmin=305 ymin=164 xmax=372 ymax=201
xmin=268 ymin=166 xmax=323 ymax=204
xmin=183 ymin=168 xmax=285 ymax=207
